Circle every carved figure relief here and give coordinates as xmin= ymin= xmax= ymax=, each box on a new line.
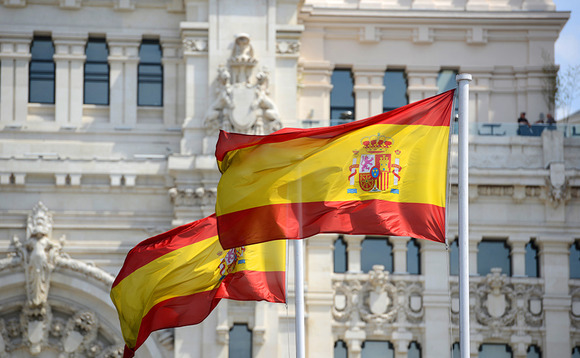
xmin=204 ymin=34 xmax=282 ymax=135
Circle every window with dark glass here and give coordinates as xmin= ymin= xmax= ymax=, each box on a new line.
xmin=573 ymin=346 xmax=580 ymax=358
xmin=452 ymin=343 xmax=460 ymax=358
xmin=361 ymin=237 xmax=393 ymax=273
xmin=383 ymin=70 xmax=408 ymax=112
xmin=570 ymin=241 xmax=580 ymax=279
xmin=84 ymin=38 xmax=109 ymax=105
xmin=479 ymin=344 xmax=512 ymax=358
xmin=334 ymin=340 xmax=348 ymax=358
xmin=330 ymin=69 xmax=354 ymax=125
xmin=527 ymin=345 xmax=541 ymax=358
xmin=449 ymin=239 xmax=459 ymax=276
xmin=138 ymin=39 xmax=163 ymax=106
xmin=478 ymin=240 xmax=511 ymax=276
xmin=29 ymin=36 xmax=55 ymax=104
xmin=361 ymin=341 xmax=394 ymax=358
xmin=228 ymin=324 xmax=252 ymax=358
xmin=334 ymin=237 xmax=348 ymax=273
xmin=437 ymin=69 xmax=458 ymax=93
xmin=407 ymin=238 xmax=421 ymax=275
xmin=408 ymin=342 xmax=421 ymax=358
xmin=525 ymin=240 xmax=539 ymax=278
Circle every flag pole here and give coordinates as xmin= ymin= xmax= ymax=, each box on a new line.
xmin=294 ymin=240 xmax=306 ymax=358
xmin=456 ymin=73 xmax=472 ymax=358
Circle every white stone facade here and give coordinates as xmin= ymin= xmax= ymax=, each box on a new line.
xmin=0 ymin=1 xmax=578 ymax=358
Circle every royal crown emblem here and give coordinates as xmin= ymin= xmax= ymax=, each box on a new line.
xmin=347 ymin=133 xmax=403 ymax=193
xmin=218 ymin=247 xmax=246 ymax=280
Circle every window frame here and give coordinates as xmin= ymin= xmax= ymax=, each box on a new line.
xmin=29 ymin=36 xmax=56 ymax=104
xmin=137 ymin=38 xmax=164 ymax=107
xmin=84 ymin=37 xmax=110 ymax=105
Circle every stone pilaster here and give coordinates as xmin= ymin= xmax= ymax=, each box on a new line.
xmin=390 ymin=236 xmax=409 ymax=274
xmin=352 ymin=65 xmax=386 ymax=120
xmin=508 ymin=234 xmax=530 ymax=277
xmin=0 ymin=34 xmax=31 ymax=123
xmin=107 ymin=35 xmax=140 ymax=128
xmin=406 ymin=66 xmax=438 ymax=103
xmin=161 ymin=37 xmax=184 ymax=129
xmin=344 ymin=235 xmax=364 ymax=273
xmin=53 ymin=34 xmax=87 ymax=126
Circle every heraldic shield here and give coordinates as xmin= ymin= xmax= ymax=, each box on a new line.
xmin=230 ymin=86 xmax=258 ymax=131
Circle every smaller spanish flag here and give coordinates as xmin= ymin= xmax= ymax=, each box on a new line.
xmin=110 ymin=214 xmax=286 ymax=357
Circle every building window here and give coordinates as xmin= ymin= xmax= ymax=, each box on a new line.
xmin=334 ymin=237 xmax=348 ymax=273
xmin=361 ymin=341 xmax=394 ymax=358
xmin=573 ymin=346 xmax=580 ymax=358
xmin=437 ymin=69 xmax=458 ymax=93
xmin=525 ymin=240 xmax=539 ymax=278
xmin=449 ymin=239 xmax=459 ymax=276
xmin=361 ymin=237 xmax=392 ymax=273
xmin=84 ymin=38 xmax=109 ymax=105
xmin=407 ymin=238 xmax=421 ymax=275
xmin=138 ymin=39 xmax=163 ymax=106
xmin=408 ymin=342 xmax=421 ymax=358
xmin=29 ymin=36 xmax=55 ymax=104
xmin=334 ymin=340 xmax=348 ymax=358
xmin=478 ymin=344 xmax=512 ymax=358
xmin=330 ymin=68 xmax=354 ymax=125
xmin=478 ymin=240 xmax=511 ymax=276
xmin=527 ymin=345 xmax=541 ymax=358
xmin=229 ymin=324 xmax=252 ymax=358
xmin=570 ymin=241 xmax=580 ymax=279
xmin=452 ymin=343 xmax=460 ymax=358
xmin=383 ymin=70 xmax=408 ymax=112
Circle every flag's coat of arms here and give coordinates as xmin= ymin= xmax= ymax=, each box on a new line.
xmin=349 ymin=134 xmax=402 ymax=193
xmin=218 ymin=247 xmax=246 ymax=279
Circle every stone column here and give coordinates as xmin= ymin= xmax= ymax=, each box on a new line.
xmin=276 ymin=27 xmax=302 ymax=126
xmin=390 ymin=236 xmax=409 ymax=274
xmin=108 ymin=35 xmax=140 ymax=128
xmin=406 ymin=66 xmax=438 ymax=103
xmin=352 ymin=65 xmax=385 ymax=120
xmin=306 ymin=234 xmax=336 ymax=358
xmin=421 ymin=240 xmax=451 ymax=358
xmin=161 ymin=37 xmax=183 ymax=128
xmin=0 ymin=34 xmax=31 ymax=123
xmin=462 ymin=67 xmax=492 ymax=123
xmin=537 ymin=237 xmax=572 ymax=358
xmin=344 ymin=235 xmax=364 ymax=273
xmin=53 ymin=34 xmax=86 ymax=126
xmin=469 ymin=235 xmax=483 ymax=275
xmin=508 ymin=234 xmax=530 ymax=277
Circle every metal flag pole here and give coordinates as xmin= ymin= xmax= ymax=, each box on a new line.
xmin=456 ymin=73 xmax=472 ymax=358
xmin=294 ymin=240 xmax=306 ymax=358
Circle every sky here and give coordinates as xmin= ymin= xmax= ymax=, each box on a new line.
xmin=554 ymin=0 xmax=580 ymax=119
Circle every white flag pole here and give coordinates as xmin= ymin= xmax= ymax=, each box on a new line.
xmin=294 ymin=240 xmax=306 ymax=358
xmin=456 ymin=73 xmax=472 ymax=358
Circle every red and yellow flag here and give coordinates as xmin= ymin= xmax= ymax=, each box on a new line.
xmin=215 ymin=90 xmax=454 ymax=249
xmin=110 ymin=214 xmax=286 ymax=357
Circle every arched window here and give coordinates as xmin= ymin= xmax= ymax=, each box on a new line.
xmin=29 ymin=36 xmax=55 ymax=104
xmin=570 ymin=241 xmax=580 ymax=279
xmin=138 ymin=39 xmax=163 ymax=106
xmin=573 ymin=346 xmax=580 ymax=358
xmin=408 ymin=341 xmax=421 ymax=358
xmin=361 ymin=340 xmax=394 ymax=358
xmin=330 ymin=68 xmax=354 ymax=125
xmin=479 ymin=344 xmax=512 ymax=358
xmin=334 ymin=340 xmax=348 ymax=358
xmin=478 ymin=240 xmax=511 ymax=276
xmin=334 ymin=236 xmax=348 ymax=273
xmin=526 ymin=345 xmax=541 ymax=358
xmin=407 ymin=238 xmax=421 ymax=275
xmin=361 ymin=236 xmax=393 ymax=273
xmin=84 ymin=38 xmax=109 ymax=105
xmin=228 ymin=324 xmax=252 ymax=358
xmin=452 ymin=342 xmax=460 ymax=358
xmin=383 ymin=70 xmax=408 ymax=112
xmin=525 ymin=240 xmax=539 ymax=278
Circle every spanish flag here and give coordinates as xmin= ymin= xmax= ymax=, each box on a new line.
xmin=216 ymin=90 xmax=454 ymax=249
xmin=110 ymin=214 xmax=286 ymax=357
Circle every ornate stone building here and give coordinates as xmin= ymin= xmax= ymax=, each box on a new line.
xmin=0 ymin=0 xmax=578 ymax=357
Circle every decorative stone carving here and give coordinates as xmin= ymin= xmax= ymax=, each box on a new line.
xmin=228 ymin=33 xmax=257 ymax=84
xmin=157 ymin=329 xmax=175 ymax=351
xmin=168 ymin=186 xmax=217 ymax=207
xmin=276 ymin=40 xmax=300 ymax=55
xmin=360 ymin=266 xmax=397 ymax=324
xmin=204 ymin=34 xmax=282 ymax=135
xmin=182 ymin=38 xmax=208 ymax=53
xmin=545 ymin=162 xmax=570 ymax=207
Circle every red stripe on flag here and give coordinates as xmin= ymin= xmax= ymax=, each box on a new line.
xmin=217 ymin=200 xmax=445 ymax=249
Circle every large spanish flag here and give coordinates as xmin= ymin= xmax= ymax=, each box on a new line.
xmin=216 ymin=90 xmax=454 ymax=249
xmin=110 ymin=214 xmax=286 ymax=357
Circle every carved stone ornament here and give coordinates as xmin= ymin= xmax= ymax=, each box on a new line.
xmin=182 ymin=37 xmax=208 ymax=53
xmin=0 ymin=202 xmax=124 ymax=356
xmin=545 ymin=163 xmax=570 ymax=208
xmin=168 ymin=186 xmax=217 ymax=207
xmin=276 ymin=40 xmax=300 ymax=55
xmin=204 ymin=34 xmax=282 ymax=135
